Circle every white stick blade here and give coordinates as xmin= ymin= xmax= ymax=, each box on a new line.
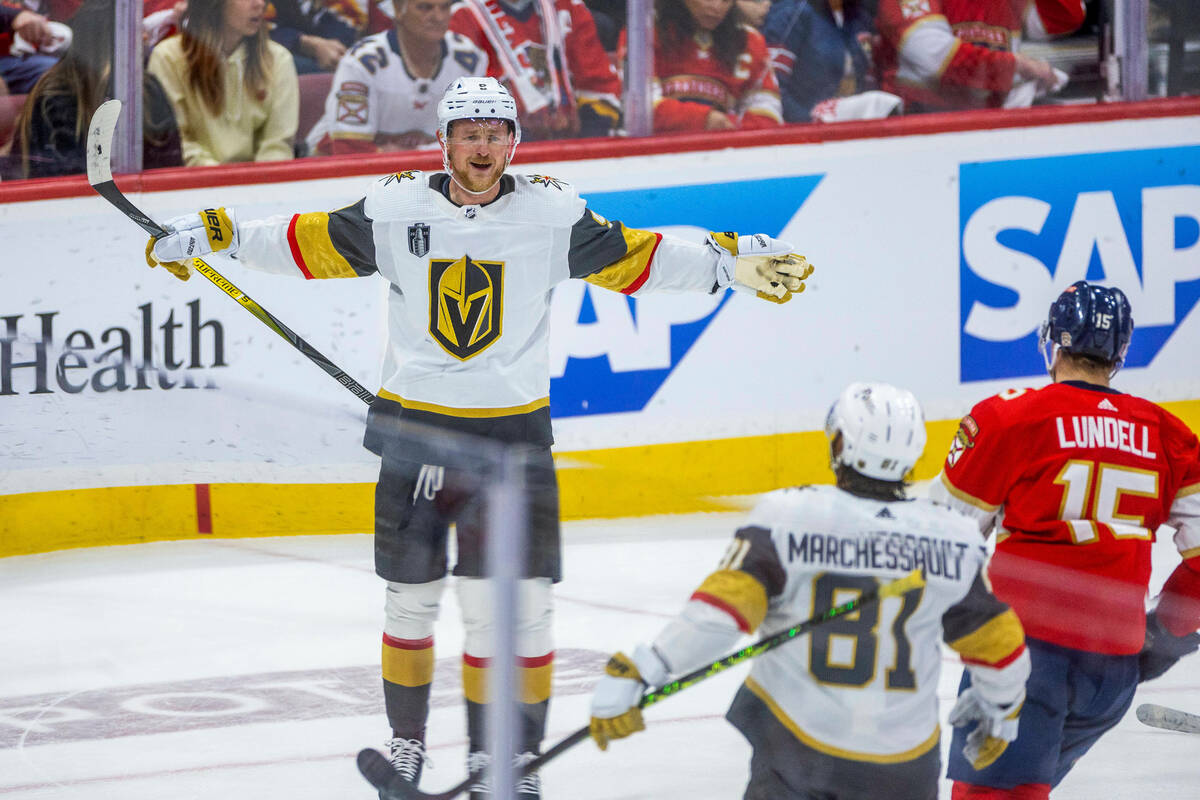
xmin=1136 ymin=703 xmax=1200 ymax=734
xmin=86 ymin=99 xmax=122 ymax=186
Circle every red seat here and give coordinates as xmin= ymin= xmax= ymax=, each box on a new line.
xmin=296 ymin=72 xmax=333 ymax=148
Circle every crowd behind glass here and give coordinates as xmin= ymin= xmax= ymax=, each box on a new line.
xmin=0 ymin=0 xmax=1194 ymax=179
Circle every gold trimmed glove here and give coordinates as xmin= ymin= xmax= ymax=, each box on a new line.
xmin=949 ymin=686 xmax=1024 ymax=770
xmin=589 ymin=645 xmax=669 ymax=751
xmin=708 ymin=231 xmax=814 ymax=304
xmin=146 ymin=207 xmax=239 ymax=281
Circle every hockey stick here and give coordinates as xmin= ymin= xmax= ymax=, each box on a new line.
xmin=358 ymin=568 xmax=926 ymax=800
xmin=1136 ymin=703 xmax=1200 ymax=734
xmin=85 ymin=100 xmax=376 ymax=405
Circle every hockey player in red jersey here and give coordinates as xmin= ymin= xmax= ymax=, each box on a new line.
xmin=591 ymin=382 xmax=1030 ymax=800
xmin=874 ymin=0 xmax=1084 ymax=112
xmin=932 ymin=281 xmax=1200 ymax=799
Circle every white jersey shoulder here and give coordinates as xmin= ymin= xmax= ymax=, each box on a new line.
xmin=364 ymin=170 xmax=440 ymax=222
xmin=506 ymin=173 xmax=586 ymax=226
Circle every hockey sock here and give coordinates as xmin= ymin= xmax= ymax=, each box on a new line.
xmin=951 ymin=781 xmax=1051 ymax=799
xmin=382 ymin=633 xmax=434 ymax=740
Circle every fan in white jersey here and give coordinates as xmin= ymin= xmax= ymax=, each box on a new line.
xmin=305 ymin=0 xmax=488 ymax=156
xmin=590 ymin=383 xmax=1032 ymax=800
xmin=145 ymin=78 xmax=815 ymax=799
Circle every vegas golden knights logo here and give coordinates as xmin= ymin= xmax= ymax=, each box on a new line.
xmin=429 ymin=256 xmax=503 ymax=360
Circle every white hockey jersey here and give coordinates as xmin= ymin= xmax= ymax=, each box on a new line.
xmin=305 ymin=30 xmax=488 ymax=156
xmin=234 ymin=170 xmax=724 ymax=429
xmin=651 ymin=485 xmax=1028 ymax=761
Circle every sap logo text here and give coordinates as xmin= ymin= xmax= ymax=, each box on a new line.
xmin=959 ymin=146 xmax=1200 ymax=382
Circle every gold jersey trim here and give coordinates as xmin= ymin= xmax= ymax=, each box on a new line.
xmin=378 ymin=388 xmax=550 ymax=418
xmin=745 ymin=676 xmax=940 ymax=763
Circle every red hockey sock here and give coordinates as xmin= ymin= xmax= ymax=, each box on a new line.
xmin=951 ymin=781 xmax=1051 ymax=799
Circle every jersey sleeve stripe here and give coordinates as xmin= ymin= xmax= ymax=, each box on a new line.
xmin=584 ymin=227 xmax=663 ymax=295
xmin=285 ymin=214 xmax=315 ymax=279
xmin=947 ymin=608 xmax=1026 ymax=666
xmin=691 ymin=569 xmax=769 ymax=633
xmin=939 ymin=471 xmax=1000 ymax=512
xmin=961 ymin=641 xmax=1026 ymax=670
xmin=290 ymin=212 xmax=359 ymax=279
xmin=1178 ymin=481 xmax=1200 ymax=498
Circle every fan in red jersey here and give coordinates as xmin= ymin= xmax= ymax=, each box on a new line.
xmin=931 ymin=281 xmax=1200 ymax=799
xmin=874 ymin=0 xmax=1084 ymax=113
xmin=619 ymin=0 xmax=782 ymax=132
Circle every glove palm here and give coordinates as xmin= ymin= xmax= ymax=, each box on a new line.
xmin=949 ymin=686 xmax=1023 ymax=770
xmin=708 ymin=231 xmax=814 ymax=304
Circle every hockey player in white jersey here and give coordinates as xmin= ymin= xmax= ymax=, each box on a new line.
xmin=145 ymin=77 xmax=814 ymax=799
xmin=305 ymin=0 xmax=488 ymax=156
xmin=590 ymin=383 xmax=1032 ymax=800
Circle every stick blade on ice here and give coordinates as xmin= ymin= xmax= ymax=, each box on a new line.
xmin=1136 ymin=703 xmax=1200 ymax=734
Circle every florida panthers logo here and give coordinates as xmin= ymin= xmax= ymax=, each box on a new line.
xmin=429 ymin=256 xmax=504 ymax=360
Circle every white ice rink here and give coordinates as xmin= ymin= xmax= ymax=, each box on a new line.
xmin=2 ymin=512 xmax=1198 ymax=799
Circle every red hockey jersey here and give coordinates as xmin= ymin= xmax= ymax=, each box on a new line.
xmin=874 ymin=0 xmax=1084 ymax=112
xmin=449 ymin=0 xmax=621 ymax=137
xmin=934 ymin=381 xmax=1200 ymax=654
xmin=618 ymin=25 xmax=781 ymax=132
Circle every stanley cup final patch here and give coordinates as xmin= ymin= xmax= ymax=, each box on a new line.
xmin=408 ymin=223 xmax=430 ymax=257
xmin=429 ymin=256 xmax=504 ymax=360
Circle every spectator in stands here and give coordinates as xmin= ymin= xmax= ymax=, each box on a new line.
xmin=0 ymin=0 xmax=77 ymax=95
xmin=449 ymin=0 xmax=621 ymax=140
xmin=144 ymin=0 xmax=188 ymax=52
xmin=10 ymin=0 xmax=181 ymax=178
xmin=266 ymin=0 xmax=364 ymax=74
xmin=148 ymin=0 xmax=299 ymax=165
xmin=874 ymin=0 xmax=1085 ymax=113
xmin=305 ymin=0 xmax=487 ymax=156
xmin=621 ymin=0 xmax=781 ymax=133
xmin=734 ymin=0 xmax=767 ymax=28
xmin=582 ymin=0 xmax=623 ymax=53
xmin=762 ymin=0 xmax=876 ymax=123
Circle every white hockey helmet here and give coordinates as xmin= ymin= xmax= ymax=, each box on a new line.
xmin=824 ymin=382 xmax=927 ymax=482
xmin=437 ymin=77 xmax=521 ymax=144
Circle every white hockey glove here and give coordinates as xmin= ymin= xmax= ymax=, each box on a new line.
xmin=589 ymin=644 xmax=669 ymax=751
xmin=707 ymin=231 xmax=814 ymax=304
xmin=146 ymin=207 xmax=240 ymax=281
xmin=949 ymin=685 xmax=1024 ymax=770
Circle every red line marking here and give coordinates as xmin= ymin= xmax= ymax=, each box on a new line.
xmin=195 ymin=484 xmax=212 ymax=535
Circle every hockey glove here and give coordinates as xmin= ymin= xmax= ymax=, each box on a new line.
xmin=707 ymin=231 xmax=814 ymax=304
xmin=589 ymin=644 xmax=669 ymax=751
xmin=949 ymin=686 xmax=1024 ymax=770
xmin=1139 ymin=610 xmax=1200 ymax=683
xmin=147 ymin=207 xmax=240 ymax=280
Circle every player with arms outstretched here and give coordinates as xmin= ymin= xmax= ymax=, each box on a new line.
xmin=144 ymin=77 xmax=813 ymax=798
xmin=932 ymin=281 xmax=1200 ymax=799
xmin=590 ymin=383 xmax=1030 ymax=800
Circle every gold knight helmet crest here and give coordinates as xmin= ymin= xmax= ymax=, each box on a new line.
xmin=428 ymin=255 xmax=504 ymax=360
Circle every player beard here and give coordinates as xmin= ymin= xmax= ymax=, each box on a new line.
xmin=452 ymin=154 xmax=505 ymax=196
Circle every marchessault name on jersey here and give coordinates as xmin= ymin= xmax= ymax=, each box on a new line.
xmin=1054 ymin=415 xmax=1158 ymax=459
xmin=787 ymin=529 xmax=973 ymax=580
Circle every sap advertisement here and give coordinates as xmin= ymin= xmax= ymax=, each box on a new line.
xmin=959 ymin=145 xmax=1200 ymax=383
xmin=1 ymin=111 xmax=1198 ymax=496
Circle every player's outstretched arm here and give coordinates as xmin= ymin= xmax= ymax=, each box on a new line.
xmin=707 ymin=231 xmax=814 ymax=304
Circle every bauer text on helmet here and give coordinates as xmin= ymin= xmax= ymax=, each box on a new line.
xmin=825 ymin=382 xmax=927 ymax=482
xmin=438 ymin=77 xmax=522 ymax=143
